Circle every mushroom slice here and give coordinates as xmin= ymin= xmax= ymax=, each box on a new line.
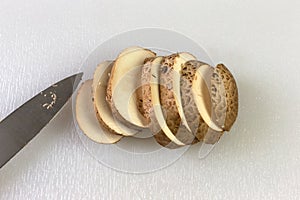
xmin=186 ymin=60 xmax=239 ymax=144
xmin=211 ymin=64 xmax=238 ymax=131
xmin=93 ymin=61 xmax=138 ymax=136
xmin=106 ymin=46 xmax=156 ymax=129
xmin=140 ymin=57 xmax=156 ymax=124
xmin=191 ymin=62 xmax=224 ymax=132
xmin=148 ymin=57 xmax=186 ymax=148
xmin=181 ymin=60 xmax=223 ymax=144
xmin=76 ymin=80 xmax=122 ymax=144
xmin=159 ymin=53 xmax=198 ymax=146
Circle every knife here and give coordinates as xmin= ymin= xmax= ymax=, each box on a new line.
xmin=0 ymin=72 xmax=83 ymax=168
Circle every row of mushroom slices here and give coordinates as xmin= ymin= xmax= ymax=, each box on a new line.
xmin=76 ymin=46 xmax=239 ymax=149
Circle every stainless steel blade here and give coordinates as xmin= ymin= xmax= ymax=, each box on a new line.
xmin=0 ymin=72 xmax=83 ymax=168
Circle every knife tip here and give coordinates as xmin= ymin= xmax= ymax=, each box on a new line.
xmin=73 ymin=72 xmax=84 ymax=89
xmin=76 ymin=72 xmax=84 ymax=79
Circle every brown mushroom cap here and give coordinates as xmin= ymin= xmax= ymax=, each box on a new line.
xmin=181 ymin=60 xmax=209 ymax=140
xmin=181 ymin=60 xmax=223 ymax=144
xmin=139 ymin=57 xmax=156 ymax=124
xmin=211 ymin=64 xmax=238 ymax=131
xmin=158 ymin=53 xmax=199 ymax=147
xmin=147 ymin=56 xmax=186 ymax=148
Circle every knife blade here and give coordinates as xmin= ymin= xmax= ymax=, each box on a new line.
xmin=0 ymin=72 xmax=83 ymax=168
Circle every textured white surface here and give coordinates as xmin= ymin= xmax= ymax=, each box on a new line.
xmin=0 ymin=0 xmax=300 ymax=199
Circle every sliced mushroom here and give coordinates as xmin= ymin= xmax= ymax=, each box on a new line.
xmin=181 ymin=60 xmax=223 ymax=144
xmin=140 ymin=57 xmax=156 ymax=124
xmin=191 ymin=62 xmax=223 ymax=132
xmin=183 ymin=60 xmax=239 ymax=144
xmin=211 ymin=64 xmax=238 ymax=131
xmin=147 ymin=56 xmax=186 ymax=148
xmin=106 ymin=46 xmax=156 ymax=129
xmin=138 ymin=57 xmax=156 ymax=124
xmin=93 ymin=61 xmax=138 ymax=136
xmin=76 ymin=80 xmax=123 ymax=144
xmin=159 ymin=53 xmax=198 ymax=146
xmin=76 ymin=46 xmax=239 ymax=147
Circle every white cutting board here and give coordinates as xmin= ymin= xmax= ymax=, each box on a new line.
xmin=0 ymin=0 xmax=300 ymax=199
